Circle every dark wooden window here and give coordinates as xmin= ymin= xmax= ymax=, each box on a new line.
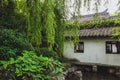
xmin=74 ymin=42 xmax=84 ymax=53
xmin=106 ymin=41 xmax=120 ymax=54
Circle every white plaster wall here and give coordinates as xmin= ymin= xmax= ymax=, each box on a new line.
xmin=64 ymin=39 xmax=120 ymax=66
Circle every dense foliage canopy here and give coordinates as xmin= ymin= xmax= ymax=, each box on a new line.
xmin=0 ymin=0 xmax=65 ymax=56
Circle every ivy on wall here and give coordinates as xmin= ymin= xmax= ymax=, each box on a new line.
xmin=66 ymin=19 xmax=120 ymax=29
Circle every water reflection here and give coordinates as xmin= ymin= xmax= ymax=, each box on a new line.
xmin=82 ymin=72 xmax=120 ymax=80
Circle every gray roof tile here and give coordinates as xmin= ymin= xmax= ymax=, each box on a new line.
xmin=78 ymin=27 xmax=116 ymax=37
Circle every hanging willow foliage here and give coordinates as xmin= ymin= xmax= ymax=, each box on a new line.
xmin=43 ymin=0 xmax=56 ymax=48
xmin=54 ymin=0 xmax=65 ymax=57
xmin=25 ymin=0 xmax=42 ymax=48
xmin=12 ymin=0 xmax=66 ymax=54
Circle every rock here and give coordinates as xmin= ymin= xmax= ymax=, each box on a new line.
xmin=75 ymin=71 xmax=83 ymax=78
xmin=65 ymin=70 xmax=82 ymax=80
xmin=92 ymin=65 xmax=97 ymax=72
xmin=109 ymin=68 xmax=115 ymax=74
xmin=52 ymin=74 xmax=65 ymax=80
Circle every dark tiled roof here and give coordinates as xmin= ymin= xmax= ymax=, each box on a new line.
xmin=81 ymin=11 xmax=109 ymax=18
xmin=67 ymin=9 xmax=118 ymax=37
xmin=71 ymin=9 xmax=110 ymax=22
xmin=79 ymin=27 xmax=116 ymax=37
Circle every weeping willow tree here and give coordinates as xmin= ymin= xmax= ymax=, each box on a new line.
xmin=23 ymin=0 xmax=65 ymax=57
xmin=1 ymin=0 xmax=66 ymax=57
xmin=0 ymin=0 xmax=120 ymax=57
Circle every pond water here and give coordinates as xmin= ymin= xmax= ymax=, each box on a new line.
xmin=82 ymin=72 xmax=120 ymax=80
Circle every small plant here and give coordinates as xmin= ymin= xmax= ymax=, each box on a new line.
xmin=0 ymin=50 xmax=64 ymax=80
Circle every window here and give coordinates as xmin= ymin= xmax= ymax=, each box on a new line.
xmin=106 ymin=41 xmax=120 ymax=54
xmin=74 ymin=42 xmax=84 ymax=53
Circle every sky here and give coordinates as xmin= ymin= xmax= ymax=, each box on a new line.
xmin=66 ymin=0 xmax=119 ymax=19
xmin=105 ymin=0 xmax=118 ymax=14
xmin=80 ymin=0 xmax=118 ymax=15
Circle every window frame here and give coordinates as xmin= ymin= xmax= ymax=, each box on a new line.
xmin=106 ymin=41 xmax=120 ymax=54
xmin=74 ymin=42 xmax=84 ymax=53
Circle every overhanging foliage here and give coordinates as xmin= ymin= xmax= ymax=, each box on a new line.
xmin=66 ymin=18 xmax=120 ymax=29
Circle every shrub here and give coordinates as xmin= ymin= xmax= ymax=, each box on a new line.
xmin=59 ymin=56 xmax=69 ymax=63
xmin=0 ymin=50 xmax=64 ymax=80
xmin=0 ymin=29 xmax=34 ymax=60
xmin=37 ymin=48 xmax=59 ymax=60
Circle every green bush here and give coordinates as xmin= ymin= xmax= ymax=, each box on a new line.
xmin=37 ymin=48 xmax=59 ymax=60
xmin=0 ymin=29 xmax=34 ymax=60
xmin=0 ymin=50 xmax=64 ymax=80
xmin=59 ymin=56 xmax=69 ymax=63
